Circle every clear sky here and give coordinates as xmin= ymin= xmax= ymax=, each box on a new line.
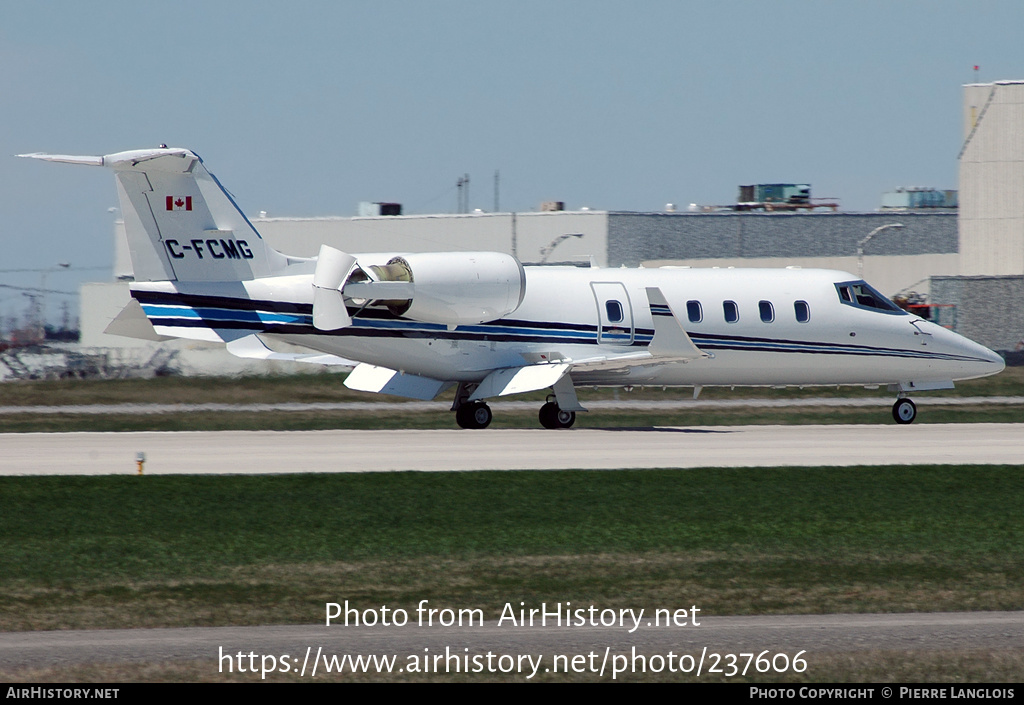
xmin=2 ymin=0 xmax=1022 ymax=324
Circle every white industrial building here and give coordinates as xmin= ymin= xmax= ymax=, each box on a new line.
xmin=72 ymin=80 xmax=1024 ymax=376
xmin=930 ymin=80 xmax=1024 ymax=355
xmin=959 ymin=80 xmax=1024 ymax=276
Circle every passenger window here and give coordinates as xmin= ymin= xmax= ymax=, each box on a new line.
xmin=759 ymin=300 xmax=774 ymax=323
xmin=723 ymin=300 xmax=738 ymax=323
xmin=605 ymin=300 xmax=624 ymax=323
xmin=686 ymin=300 xmax=702 ymax=323
xmin=794 ymin=300 xmax=810 ymax=323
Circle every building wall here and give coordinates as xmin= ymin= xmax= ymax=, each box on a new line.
xmin=254 ymin=211 xmax=610 ymax=266
xmin=959 ymin=81 xmax=1024 ymax=275
xmin=931 ymin=275 xmax=1024 ymax=352
xmin=607 ymin=212 xmax=957 ymax=267
xmin=643 ymin=254 xmax=959 ymax=301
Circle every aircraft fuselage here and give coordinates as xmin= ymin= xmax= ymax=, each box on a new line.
xmin=132 ymin=263 xmax=1003 ymax=391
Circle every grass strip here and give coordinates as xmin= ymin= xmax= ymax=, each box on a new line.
xmin=1 ymin=465 xmax=1022 ymax=631
xmin=0 ymin=365 xmax=1020 ymax=408
xmin=1 ymin=403 xmax=1022 ymax=432
xmin=0 ymin=366 xmax=1020 ymax=431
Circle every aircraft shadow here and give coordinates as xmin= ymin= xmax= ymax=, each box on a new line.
xmin=590 ymin=426 xmax=733 ymax=434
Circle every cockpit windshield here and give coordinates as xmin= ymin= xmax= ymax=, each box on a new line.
xmin=835 ymin=280 xmax=906 ymax=315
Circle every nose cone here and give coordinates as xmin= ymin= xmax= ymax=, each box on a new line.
xmin=931 ymin=324 xmax=1005 ymax=380
xmin=981 ymin=344 xmax=1007 ymax=376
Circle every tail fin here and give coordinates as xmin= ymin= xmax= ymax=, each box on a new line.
xmin=20 ymin=147 xmax=289 ymax=282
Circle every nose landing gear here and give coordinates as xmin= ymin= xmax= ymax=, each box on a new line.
xmin=892 ymin=397 xmax=917 ymax=425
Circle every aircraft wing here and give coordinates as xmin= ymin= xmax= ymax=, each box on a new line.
xmin=643 ymin=287 xmax=708 ymax=361
xmin=343 ymin=362 xmax=455 ymax=400
xmin=226 ymin=334 xmax=358 ymax=367
xmin=467 ymin=362 xmax=571 ymax=401
xmin=342 ymin=287 xmax=708 ymax=402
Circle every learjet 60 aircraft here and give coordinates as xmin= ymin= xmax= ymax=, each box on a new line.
xmin=21 ymin=147 xmax=1004 ymax=428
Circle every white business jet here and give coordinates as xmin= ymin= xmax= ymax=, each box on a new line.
xmin=20 ymin=147 xmax=1004 ymax=428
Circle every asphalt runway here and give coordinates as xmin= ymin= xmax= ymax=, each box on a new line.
xmin=3 ymin=612 xmax=1023 ymax=676
xmin=1 ymin=423 xmax=1020 ymax=475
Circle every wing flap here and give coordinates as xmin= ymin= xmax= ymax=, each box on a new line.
xmin=468 ymin=363 xmax=571 ymax=401
xmin=344 ymin=362 xmax=452 ymax=400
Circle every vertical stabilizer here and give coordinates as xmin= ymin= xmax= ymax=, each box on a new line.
xmin=20 ymin=148 xmax=289 ymax=282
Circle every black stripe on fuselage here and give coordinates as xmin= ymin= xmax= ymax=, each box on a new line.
xmin=136 ymin=290 xmax=980 ymax=363
xmin=133 ymin=289 xmax=606 ymax=334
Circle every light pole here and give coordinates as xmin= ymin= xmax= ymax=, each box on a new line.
xmin=857 ymin=223 xmax=904 ymax=278
xmin=38 ymin=262 xmax=71 ymax=334
xmin=539 ymin=233 xmax=584 ymax=264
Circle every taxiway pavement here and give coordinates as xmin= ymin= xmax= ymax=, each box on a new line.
xmin=2 ymin=423 xmax=1020 ymax=475
xmin=2 ymin=611 xmax=1022 ymax=672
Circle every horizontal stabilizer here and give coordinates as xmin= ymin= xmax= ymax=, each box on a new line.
xmin=18 ymin=152 xmax=105 ymax=166
xmin=226 ymin=334 xmax=356 ymax=366
xmin=23 ymin=147 xmax=289 ymax=282
xmin=645 ymin=287 xmax=707 ymax=360
xmin=344 ymin=362 xmax=452 ymax=400
xmin=469 ymin=363 xmax=571 ymax=401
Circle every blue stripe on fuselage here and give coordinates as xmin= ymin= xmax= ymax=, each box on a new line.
xmin=135 ymin=292 xmax=984 ymax=363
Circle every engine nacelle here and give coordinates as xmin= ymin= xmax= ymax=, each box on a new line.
xmin=359 ymin=252 xmax=526 ymax=325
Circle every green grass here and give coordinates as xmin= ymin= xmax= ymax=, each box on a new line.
xmin=2 ymin=466 xmax=1023 ymax=632
xmin=0 ymin=364 xmax=1021 ymax=431
xmin=0 ymin=366 xmax=1020 ymax=430
xmin=0 ymin=402 xmax=1020 ymax=433
xmin=0 ymin=365 xmax=1021 ymax=407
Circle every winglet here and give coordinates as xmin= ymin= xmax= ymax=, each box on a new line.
xmin=645 ymin=287 xmax=707 ymax=360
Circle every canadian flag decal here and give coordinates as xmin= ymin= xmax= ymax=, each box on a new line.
xmin=166 ymin=196 xmax=193 ymax=211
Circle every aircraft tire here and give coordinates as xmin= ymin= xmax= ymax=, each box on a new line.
xmin=539 ymin=402 xmax=558 ymax=429
xmin=457 ymin=401 xmax=492 ymax=429
xmin=556 ymin=408 xmax=576 ymax=429
xmin=539 ymin=402 xmax=575 ymax=429
xmin=892 ymin=398 xmax=917 ymax=425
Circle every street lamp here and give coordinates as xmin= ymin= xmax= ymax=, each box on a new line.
xmin=539 ymin=233 xmax=584 ymax=264
xmin=39 ymin=262 xmax=71 ymax=331
xmin=857 ymin=223 xmax=904 ymax=278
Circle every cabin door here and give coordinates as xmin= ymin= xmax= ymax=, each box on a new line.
xmin=591 ymin=282 xmax=634 ymax=345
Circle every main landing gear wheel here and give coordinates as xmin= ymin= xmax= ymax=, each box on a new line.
xmin=456 ymin=401 xmax=492 ymax=429
xmin=892 ymin=398 xmax=917 ymax=425
xmin=539 ymin=401 xmax=576 ymax=429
